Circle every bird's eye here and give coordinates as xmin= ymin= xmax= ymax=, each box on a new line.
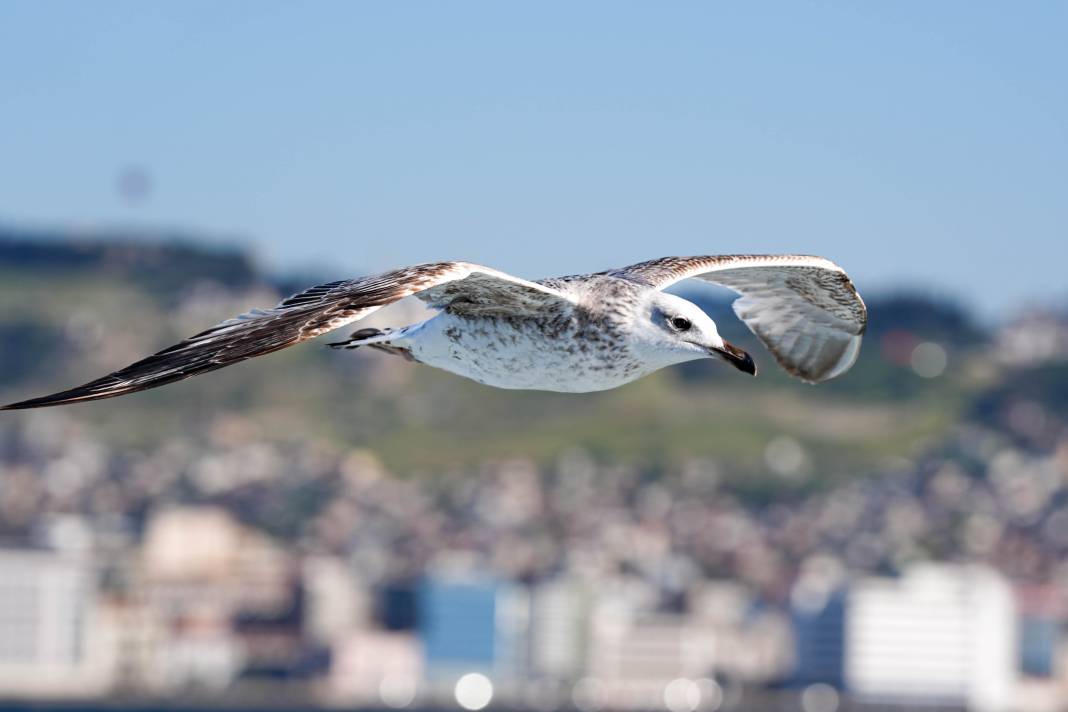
xmin=670 ymin=316 xmax=692 ymax=331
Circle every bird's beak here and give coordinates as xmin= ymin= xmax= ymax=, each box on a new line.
xmin=711 ymin=340 xmax=757 ymax=376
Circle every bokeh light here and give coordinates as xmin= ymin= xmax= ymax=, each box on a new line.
xmin=454 ymin=673 xmax=493 ymax=711
xmin=910 ymin=342 xmax=948 ymax=378
xmin=663 ymin=678 xmax=701 ymax=712
xmin=800 ymin=683 xmax=839 ymax=712
xmin=379 ymin=674 xmax=417 ymax=709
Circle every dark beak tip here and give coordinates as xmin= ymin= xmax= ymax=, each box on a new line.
xmin=714 ymin=342 xmax=757 ymax=376
xmin=732 ymin=352 xmax=757 ymax=377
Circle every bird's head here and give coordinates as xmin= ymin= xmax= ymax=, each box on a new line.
xmin=637 ymin=292 xmax=757 ymax=376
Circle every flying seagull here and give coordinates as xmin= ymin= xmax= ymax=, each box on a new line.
xmin=2 ymin=254 xmax=866 ymax=409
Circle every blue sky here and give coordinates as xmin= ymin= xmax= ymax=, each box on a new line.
xmin=1 ymin=2 xmax=1064 ymax=317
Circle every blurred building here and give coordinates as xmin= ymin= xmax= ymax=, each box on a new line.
xmin=528 ymin=577 xmax=591 ymax=681
xmin=570 ymin=577 xmax=720 ymax=711
xmin=791 ymin=589 xmax=846 ymax=688
xmin=420 ymin=576 xmax=497 ymax=677
xmin=587 ymin=609 xmax=715 ymax=709
xmin=137 ymin=506 xmax=299 ymax=691
xmin=329 ymin=631 xmax=423 ymax=706
xmin=845 ymin=564 xmax=1016 ymax=712
xmin=302 ymin=555 xmax=371 ymax=647
xmin=690 ymin=581 xmax=792 ymax=687
xmin=0 ymin=549 xmax=115 ymax=697
xmin=1013 ymin=584 xmax=1068 ymax=712
xmin=419 ymin=575 xmax=529 ymax=681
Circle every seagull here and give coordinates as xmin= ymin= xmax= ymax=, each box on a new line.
xmin=2 ymin=254 xmax=866 ymax=409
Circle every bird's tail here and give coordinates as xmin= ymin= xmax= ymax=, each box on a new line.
xmin=326 ymin=327 xmax=396 ymax=350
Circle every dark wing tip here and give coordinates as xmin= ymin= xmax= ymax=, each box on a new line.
xmin=3 ymin=397 xmax=71 ymax=410
xmin=1 ymin=377 xmax=142 ymax=410
xmin=3 ymin=393 xmax=91 ymax=410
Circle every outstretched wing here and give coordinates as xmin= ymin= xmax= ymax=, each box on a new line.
xmin=613 ymin=254 xmax=867 ymax=383
xmin=2 ymin=262 xmax=571 ymax=409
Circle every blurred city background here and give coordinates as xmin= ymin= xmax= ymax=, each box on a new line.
xmin=1 ymin=3 xmax=1067 ymax=712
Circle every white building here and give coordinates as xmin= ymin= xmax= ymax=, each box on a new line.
xmin=585 ymin=589 xmax=717 ymax=712
xmin=0 ymin=549 xmax=115 ymax=697
xmin=528 ymin=578 xmax=591 ymax=680
xmin=302 ymin=555 xmax=370 ymax=646
xmin=845 ymin=564 xmax=1016 ymax=712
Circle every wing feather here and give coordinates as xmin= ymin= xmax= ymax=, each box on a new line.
xmin=614 ymin=254 xmax=867 ymax=382
xmin=2 ymin=262 xmax=570 ymax=409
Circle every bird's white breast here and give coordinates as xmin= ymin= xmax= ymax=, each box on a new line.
xmin=400 ymin=313 xmax=648 ymax=392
